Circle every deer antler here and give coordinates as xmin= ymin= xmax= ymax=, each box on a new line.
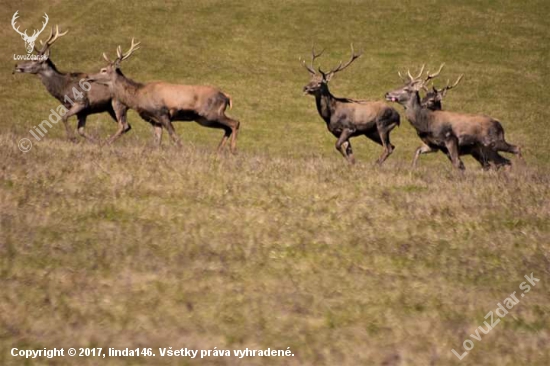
xmin=116 ymin=38 xmax=141 ymax=63
xmin=406 ymin=64 xmax=425 ymax=83
xmin=36 ymin=25 xmax=68 ymax=54
xmin=300 ymin=47 xmax=324 ymax=75
xmin=436 ymin=74 xmax=463 ymax=94
xmin=321 ymin=44 xmax=363 ymax=79
xmin=424 ymin=63 xmax=445 ymax=85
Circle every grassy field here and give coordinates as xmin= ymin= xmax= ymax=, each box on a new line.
xmin=1 ymin=0 xmax=549 ymax=365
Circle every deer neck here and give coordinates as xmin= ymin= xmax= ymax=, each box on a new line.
xmin=111 ymin=72 xmax=143 ymax=110
xmin=315 ymin=88 xmax=336 ymax=123
xmin=37 ymin=61 xmax=69 ymax=101
xmin=404 ymin=92 xmax=432 ymax=133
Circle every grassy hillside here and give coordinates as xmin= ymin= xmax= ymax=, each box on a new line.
xmin=1 ymin=1 xmax=549 ymax=365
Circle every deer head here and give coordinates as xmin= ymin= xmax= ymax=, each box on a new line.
xmin=301 ymin=44 xmax=362 ymax=95
xmin=86 ymin=39 xmax=141 ymax=86
xmin=421 ymin=74 xmax=464 ymax=110
xmin=12 ymin=11 xmax=49 ymax=54
xmin=385 ymin=64 xmax=445 ymax=105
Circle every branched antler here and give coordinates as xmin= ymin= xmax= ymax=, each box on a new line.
xmin=424 ymin=63 xmax=445 ymax=85
xmin=320 ymin=44 xmax=363 ymax=79
xmin=435 ymin=74 xmax=463 ymax=94
xmin=116 ymin=38 xmax=141 ymax=63
xmin=300 ymin=47 xmax=324 ymax=75
xmin=36 ymin=25 xmax=68 ymax=54
xmin=103 ymin=38 xmax=141 ymax=65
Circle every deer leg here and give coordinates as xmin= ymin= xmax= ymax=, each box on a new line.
xmin=376 ymin=123 xmax=397 ymax=165
xmin=76 ymin=114 xmax=98 ymax=143
xmin=444 ymin=137 xmax=465 ymax=170
xmin=216 ymin=116 xmax=240 ymax=154
xmin=106 ymin=102 xmax=131 ymax=145
xmin=412 ymin=143 xmax=438 ymax=168
xmin=138 ymin=114 xmax=163 ymax=146
xmin=335 ymin=128 xmax=356 ymax=164
xmin=342 ymin=140 xmax=355 ymax=164
xmin=63 ymin=103 xmax=87 ymax=143
xmin=60 ymin=109 xmax=79 ymax=142
xmin=217 ymin=127 xmax=231 ymax=153
xmin=471 ymin=147 xmax=492 ymax=171
xmin=493 ymin=140 xmax=522 ymax=160
xmin=482 ymin=148 xmax=511 ymax=170
xmin=152 ymin=123 xmax=163 ymax=147
xmin=158 ymin=114 xmax=182 ymax=147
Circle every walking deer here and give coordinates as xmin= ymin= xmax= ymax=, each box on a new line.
xmin=87 ymin=39 xmax=240 ymax=152
xmin=13 ymin=26 xmax=130 ymax=144
xmin=301 ymin=46 xmax=400 ymax=165
xmin=385 ymin=65 xmax=521 ymax=170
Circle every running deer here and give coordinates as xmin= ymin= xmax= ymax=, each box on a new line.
xmin=301 ymin=46 xmax=400 ymax=165
xmin=385 ymin=65 xmax=521 ymax=170
xmin=13 ymin=26 xmax=130 ymax=143
xmin=87 ymin=39 xmax=240 ymax=152
xmin=418 ymin=73 xmax=510 ymax=168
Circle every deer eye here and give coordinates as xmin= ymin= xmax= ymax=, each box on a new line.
xmin=101 ymin=69 xmax=107 ymax=73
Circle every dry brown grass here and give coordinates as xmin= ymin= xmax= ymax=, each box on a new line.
xmin=1 ymin=0 xmax=549 ymax=364
xmin=1 ymin=134 xmax=549 ymax=365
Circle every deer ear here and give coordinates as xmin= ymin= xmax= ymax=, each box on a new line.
xmin=42 ymin=48 xmax=50 ymax=61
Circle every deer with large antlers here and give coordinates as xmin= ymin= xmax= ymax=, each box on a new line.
xmin=13 ymin=26 xmax=130 ymax=143
xmin=12 ymin=11 xmax=49 ymax=54
xmin=301 ymin=46 xmax=400 ymax=165
xmin=385 ymin=65 xmax=521 ymax=170
xmin=86 ymin=39 xmax=240 ymax=152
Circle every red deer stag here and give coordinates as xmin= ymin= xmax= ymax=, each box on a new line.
xmin=87 ymin=39 xmax=240 ymax=153
xmin=301 ymin=46 xmax=400 ymax=165
xmin=13 ymin=26 xmax=130 ymax=144
xmin=385 ymin=65 xmax=521 ymax=170
xmin=418 ymin=73 xmax=512 ymax=169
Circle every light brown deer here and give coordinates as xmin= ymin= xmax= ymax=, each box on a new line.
xmin=301 ymin=46 xmax=400 ymax=165
xmin=417 ymin=73 xmax=512 ymax=169
xmin=385 ymin=65 xmax=521 ymax=170
xmin=87 ymin=39 xmax=240 ymax=152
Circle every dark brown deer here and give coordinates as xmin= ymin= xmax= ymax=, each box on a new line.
xmin=13 ymin=26 xmax=130 ymax=144
xmin=301 ymin=46 xmax=400 ymax=165
xmin=86 ymin=39 xmax=240 ymax=152
xmin=385 ymin=65 xmax=521 ymax=170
